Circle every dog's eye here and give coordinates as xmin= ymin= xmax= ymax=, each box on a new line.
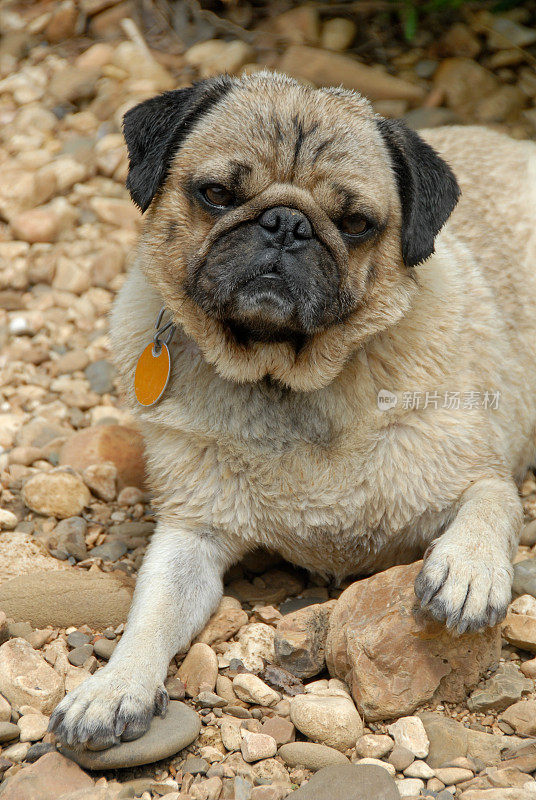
xmin=340 ymin=214 xmax=372 ymax=237
xmin=202 ymin=184 xmax=235 ymax=209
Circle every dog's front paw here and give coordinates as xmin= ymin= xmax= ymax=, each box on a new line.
xmin=49 ymin=667 xmax=168 ymax=750
xmin=414 ymin=539 xmax=513 ymax=634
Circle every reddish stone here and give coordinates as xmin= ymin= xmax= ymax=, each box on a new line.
xmin=326 ymin=562 xmax=501 ymax=721
xmin=274 ymin=601 xmax=335 ymax=679
xmin=59 ymin=424 xmax=146 ymax=489
xmin=0 ymin=751 xmax=93 ymax=799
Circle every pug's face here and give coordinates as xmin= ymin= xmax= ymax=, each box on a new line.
xmin=124 ymin=72 xmax=459 ymax=391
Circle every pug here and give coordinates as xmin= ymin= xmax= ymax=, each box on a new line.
xmin=50 ymin=71 xmax=536 ymax=749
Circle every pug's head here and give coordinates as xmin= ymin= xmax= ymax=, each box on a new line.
xmin=124 ymin=72 xmax=459 ymax=391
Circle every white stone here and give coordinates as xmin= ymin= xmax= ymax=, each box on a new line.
xmin=290 ymin=693 xmax=363 ymax=751
xmin=355 ymin=733 xmax=394 ymax=759
xmin=0 ymin=509 xmax=17 ymax=531
xmin=510 ymin=594 xmax=536 ymax=617
xmin=403 ymin=759 xmax=435 ymax=779
xmin=220 ymin=718 xmax=242 ymax=752
xmin=233 ymin=674 xmax=280 ymax=707
xmin=240 ymin=730 xmax=277 ymax=762
xmin=225 ymin=623 xmax=275 ymax=672
xmin=305 ymin=678 xmax=352 ymax=698
xmin=304 ymin=679 xmax=328 ymax=693
xmin=9 ymin=316 xmax=31 ymax=335
xmin=395 ymin=778 xmax=425 ymax=797
xmin=18 ymin=712 xmax=49 ymax=741
xmin=387 ymin=716 xmax=429 ymax=758
xmin=354 ymin=757 xmax=395 ymax=776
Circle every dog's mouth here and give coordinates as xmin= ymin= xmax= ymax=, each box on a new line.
xmin=186 ymin=209 xmax=347 ymax=345
xmin=229 ymin=271 xmax=297 ymax=332
xmin=225 ymin=275 xmax=306 ymax=344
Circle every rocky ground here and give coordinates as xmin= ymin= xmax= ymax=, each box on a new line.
xmin=0 ymin=1 xmax=536 ymax=798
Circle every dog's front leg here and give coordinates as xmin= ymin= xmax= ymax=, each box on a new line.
xmin=414 ymin=475 xmax=522 ymax=633
xmin=50 ymin=524 xmax=237 ymax=749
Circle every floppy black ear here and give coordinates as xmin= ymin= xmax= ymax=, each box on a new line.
xmin=123 ymin=77 xmax=233 ymax=212
xmin=376 ymin=118 xmax=460 ymax=267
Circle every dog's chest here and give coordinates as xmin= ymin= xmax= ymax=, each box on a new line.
xmin=202 ymin=423 xmax=446 ymax=576
xmin=146 ymin=357 xmax=462 ymax=576
xmin=152 ymin=384 xmax=445 ymax=576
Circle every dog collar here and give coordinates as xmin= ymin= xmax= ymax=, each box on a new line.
xmin=134 ymin=307 xmax=175 ymax=407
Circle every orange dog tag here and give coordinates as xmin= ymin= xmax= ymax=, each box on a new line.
xmin=134 ymin=343 xmax=171 ymax=406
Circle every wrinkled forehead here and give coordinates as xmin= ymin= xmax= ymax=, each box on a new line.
xmin=174 ymin=78 xmax=392 ymax=195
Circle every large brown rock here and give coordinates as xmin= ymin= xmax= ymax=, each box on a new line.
xmin=0 ymin=569 xmax=134 ymax=629
xmin=278 ymin=46 xmax=424 ymax=102
xmin=325 ymin=562 xmax=501 ymax=721
xmin=59 ymin=424 xmax=146 ymax=489
xmin=275 ymin=601 xmax=335 ymax=679
xmin=0 ymin=638 xmax=65 ymax=714
xmin=0 ymin=751 xmax=93 ymax=799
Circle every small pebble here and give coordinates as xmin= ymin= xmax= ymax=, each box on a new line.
xmin=196 ymin=691 xmax=227 ymax=708
xmin=388 ymin=743 xmax=415 ymax=771
xmin=0 ymin=722 xmax=20 ymax=744
xmin=164 ymin=676 xmax=186 ymax=700
xmin=183 ymin=756 xmax=209 ymax=775
xmin=93 ymin=638 xmax=116 ymax=660
xmin=90 ymin=540 xmax=127 ymax=562
xmin=66 ymin=631 xmax=91 ymax=649
xmin=240 ymin=731 xmax=277 ymax=763
xmin=68 ymin=643 xmax=94 ymax=666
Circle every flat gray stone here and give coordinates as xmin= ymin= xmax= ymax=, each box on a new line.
xmin=280 ymin=597 xmax=325 ymax=615
xmin=67 ymin=631 xmax=91 ymax=649
xmin=25 ymin=742 xmax=56 ymax=762
xmin=84 ymin=360 xmax=116 ymax=394
xmin=468 ymin=663 xmax=533 ymax=712
xmin=93 ymin=638 xmax=116 ymax=660
xmin=0 ymin=722 xmax=19 ymax=743
xmin=54 ymin=518 xmax=88 ymax=562
xmin=90 ymin=541 xmax=127 ymax=562
xmin=279 ymin=742 xmax=349 ymax=771
xmin=60 ymin=701 xmax=200 ymax=769
xmin=418 ymin=711 xmax=528 ymax=768
xmin=183 ymin=756 xmax=209 ymax=774
xmin=287 ymin=764 xmax=400 ymax=799
xmin=68 ymin=643 xmax=93 ymax=667
xmin=108 ymin=522 xmax=154 ymax=540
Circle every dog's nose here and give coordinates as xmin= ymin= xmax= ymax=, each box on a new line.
xmin=259 ymin=206 xmax=313 ymax=245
